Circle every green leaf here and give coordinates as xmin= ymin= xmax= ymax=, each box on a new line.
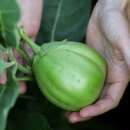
xmin=6 ymin=81 xmax=54 ymax=130
xmin=0 ymin=0 xmax=20 ymax=47
xmin=38 ymin=0 xmax=91 ymax=42
xmin=0 ymin=67 xmax=19 ymax=130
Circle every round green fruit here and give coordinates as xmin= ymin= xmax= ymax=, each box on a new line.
xmin=32 ymin=41 xmax=106 ymax=111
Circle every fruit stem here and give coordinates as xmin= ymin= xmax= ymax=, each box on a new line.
xmin=7 ymin=48 xmax=32 ymax=74
xmin=16 ymin=47 xmax=31 ymax=64
xmin=5 ymin=61 xmax=15 ymax=68
xmin=19 ymin=27 xmax=40 ymax=54
xmin=16 ymin=76 xmax=33 ymax=81
xmin=17 ymin=64 xmax=31 ymax=74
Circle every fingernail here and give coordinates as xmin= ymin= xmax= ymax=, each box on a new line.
xmin=69 ymin=116 xmax=78 ymax=123
xmin=80 ymin=110 xmax=88 ymax=118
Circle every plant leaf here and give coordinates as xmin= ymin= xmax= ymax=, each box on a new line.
xmin=38 ymin=0 xmax=91 ymax=42
xmin=6 ymin=81 xmax=54 ymax=130
xmin=0 ymin=0 xmax=20 ymax=47
xmin=0 ymin=67 xmax=19 ymax=130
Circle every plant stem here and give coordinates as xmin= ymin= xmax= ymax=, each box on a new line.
xmin=12 ymin=65 xmax=17 ymax=80
xmin=16 ymin=76 xmax=33 ymax=81
xmin=7 ymin=48 xmax=32 ymax=74
xmin=51 ymin=0 xmax=64 ymax=41
xmin=5 ymin=61 xmax=15 ymax=68
xmin=16 ymin=47 xmax=32 ymax=64
xmin=17 ymin=64 xmax=31 ymax=74
xmin=12 ymin=65 xmax=33 ymax=82
xmin=19 ymin=27 xmax=40 ymax=54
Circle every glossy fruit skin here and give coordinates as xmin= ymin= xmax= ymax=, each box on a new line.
xmin=32 ymin=41 xmax=106 ymax=111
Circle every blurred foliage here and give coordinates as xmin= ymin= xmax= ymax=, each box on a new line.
xmin=0 ymin=0 xmax=20 ymax=47
xmin=0 ymin=68 xmax=19 ymax=130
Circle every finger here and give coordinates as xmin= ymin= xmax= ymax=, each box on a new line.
xmin=0 ymin=53 xmax=8 ymax=85
xmin=121 ymin=46 xmax=130 ymax=72
xmin=18 ymin=0 xmax=43 ymax=39
xmin=19 ymin=81 xmax=27 ymax=94
xmin=68 ymin=112 xmax=92 ymax=123
xmin=79 ymin=97 xmax=114 ymax=118
xmin=17 ymin=0 xmax=43 ymax=58
xmin=68 ymin=112 xmax=80 ymax=123
xmin=0 ymin=72 xmax=7 ymax=85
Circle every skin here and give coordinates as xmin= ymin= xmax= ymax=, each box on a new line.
xmin=0 ymin=0 xmax=43 ymax=93
xmin=0 ymin=0 xmax=130 ymax=123
xmin=68 ymin=0 xmax=130 ymax=123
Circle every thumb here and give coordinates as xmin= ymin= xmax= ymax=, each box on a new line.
xmin=18 ymin=0 xmax=43 ymax=39
xmin=0 ymin=53 xmax=8 ymax=85
xmin=0 ymin=73 xmax=7 ymax=85
xmin=99 ymin=8 xmax=130 ymax=72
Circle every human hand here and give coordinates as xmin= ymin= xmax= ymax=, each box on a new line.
xmin=68 ymin=0 xmax=130 ymax=123
xmin=0 ymin=0 xmax=43 ymax=93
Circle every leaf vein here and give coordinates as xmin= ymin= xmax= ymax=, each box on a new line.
xmin=51 ymin=0 xmax=64 ymax=41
